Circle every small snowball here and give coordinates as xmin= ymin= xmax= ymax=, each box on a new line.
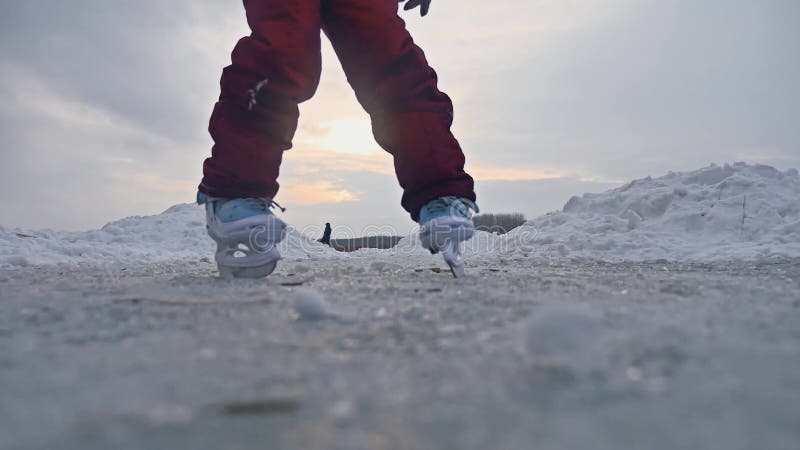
xmin=292 ymin=288 xmax=328 ymax=320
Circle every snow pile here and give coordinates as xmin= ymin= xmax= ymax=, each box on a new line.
xmin=493 ymin=162 xmax=800 ymax=262
xmin=1 ymin=162 xmax=798 ymax=267
xmin=0 ymin=204 xmax=339 ymax=267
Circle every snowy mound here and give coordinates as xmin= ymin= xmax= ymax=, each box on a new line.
xmin=497 ymin=163 xmax=800 ymax=262
xmin=1 ymin=162 xmax=798 ymax=267
xmin=385 ymin=163 xmax=800 ymax=262
xmin=0 ymin=204 xmax=339 ymax=267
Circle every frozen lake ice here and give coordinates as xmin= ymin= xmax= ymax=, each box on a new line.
xmin=1 ymin=258 xmax=798 ymax=450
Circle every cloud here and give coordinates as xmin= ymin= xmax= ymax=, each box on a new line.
xmin=449 ymin=0 xmax=800 ymax=178
xmin=0 ymin=62 xmax=199 ymax=229
xmin=294 ymin=116 xmax=383 ymax=155
xmin=1 ymin=0 xmax=797 ymax=231
xmin=278 ymin=179 xmax=359 ymax=206
xmin=469 ymin=166 xmax=567 ymax=182
xmin=282 ymin=148 xmax=394 ymax=176
xmin=0 ymin=1 xmax=245 ymax=143
xmin=475 ymin=177 xmax=619 ymax=219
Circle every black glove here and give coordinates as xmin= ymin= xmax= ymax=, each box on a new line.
xmin=400 ymin=0 xmax=431 ymax=17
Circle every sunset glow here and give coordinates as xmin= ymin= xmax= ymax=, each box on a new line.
xmin=278 ymin=178 xmax=359 ymax=205
xmin=295 ymin=116 xmax=382 ymax=156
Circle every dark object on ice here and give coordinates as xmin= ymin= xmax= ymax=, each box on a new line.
xmin=330 ymin=236 xmax=403 ymax=252
xmin=473 ymin=212 xmax=526 ymax=234
xmin=215 ymin=394 xmax=304 ymax=416
xmin=319 ymin=222 xmax=332 ymax=245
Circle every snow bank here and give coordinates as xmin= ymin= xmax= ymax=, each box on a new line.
xmin=1 ymin=162 xmax=798 ymax=268
xmin=0 ymin=204 xmax=339 ymax=268
xmin=385 ymin=163 xmax=800 ymax=262
xmin=494 ymin=162 xmax=800 ymax=262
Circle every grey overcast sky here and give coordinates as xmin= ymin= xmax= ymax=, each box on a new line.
xmin=1 ymin=0 xmax=798 ymax=232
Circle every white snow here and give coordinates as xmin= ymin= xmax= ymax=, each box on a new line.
xmin=500 ymin=162 xmax=800 ymax=262
xmin=292 ymin=288 xmax=329 ymax=320
xmin=0 ymin=204 xmax=339 ymax=267
xmin=394 ymin=162 xmax=800 ymax=262
xmin=1 ymin=162 xmax=799 ymax=267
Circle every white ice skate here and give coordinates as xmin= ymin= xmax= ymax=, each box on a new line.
xmin=197 ymin=192 xmax=287 ymax=278
xmin=418 ymin=196 xmax=479 ymax=278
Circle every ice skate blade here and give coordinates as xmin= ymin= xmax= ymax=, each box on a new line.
xmin=446 ymin=259 xmax=465 ymax=278
xmin=441 ymin=242 xmax=465 ymax=278
xmin=218 ymin=261 xmax=277 ymax=279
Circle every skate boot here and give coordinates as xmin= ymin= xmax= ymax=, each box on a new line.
xmin=197 ymin=192 xmax=287 ymax=278
xmin=418 ymin=196 xmax=479 ymax=278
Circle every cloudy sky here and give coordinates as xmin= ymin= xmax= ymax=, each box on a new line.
xmin=1 ymin=0 xmax=797 ymax=234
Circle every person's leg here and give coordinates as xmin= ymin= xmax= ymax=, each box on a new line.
xmin=200 ymin=0 xmax=323 ymax=199
xmin=321 ymin=0 xmax=475 ymax=221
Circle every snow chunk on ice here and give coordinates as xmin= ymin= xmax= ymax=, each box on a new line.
xmin=292 ymin=288 xmax=328 ymax=320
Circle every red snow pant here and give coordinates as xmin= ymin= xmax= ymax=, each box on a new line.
xmin=200 ymin=0 xmax=475 ymax=221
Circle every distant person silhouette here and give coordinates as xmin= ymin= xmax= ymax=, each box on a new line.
xmin=319 ymin=222 xmax=332 ymax=246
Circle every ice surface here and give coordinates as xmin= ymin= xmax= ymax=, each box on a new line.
xmin=521 ymin=305 xmax=602 ymax=369
xmin=1 ymin=162 xmax=798 ymax=267
xmin=3 ymin=259 xmax=798 ymax=450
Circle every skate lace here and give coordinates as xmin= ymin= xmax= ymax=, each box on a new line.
xmin=425 ymin=196 xmax=458 ymax=212
xmin=240 ymin=198 xmax=287 ymax=213
xmin=269 ymin=199 xmax=286 ymax=212
xmin=425 ymin=196 xmax=479 ymax=215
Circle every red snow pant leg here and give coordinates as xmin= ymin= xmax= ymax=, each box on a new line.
xmin=200 ymin=0 xmax=322 ymax=199
xmin=323 ymin=0 xmax=475 ymax=221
